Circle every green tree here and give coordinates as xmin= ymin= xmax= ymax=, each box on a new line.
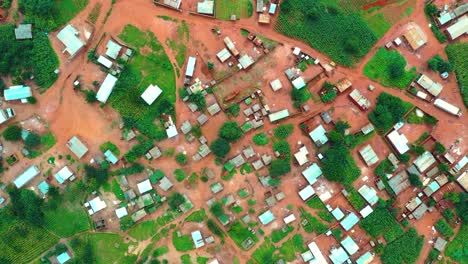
xmin=218 ymin=121 xmax=243 ymax=142
xmin=424 ymin=3 xmax=439 ymax=17
xmin=175 ymin=153 xmax=187 ymax=165
xmin=269 ymin=159 xmax=291 ymax=177
xmin=27 ymin=96 xmax=37 ymax=104
xmin=24 ymin=132 xmax=41 ymax=148
xmin=84 ymin=165 xmax=108 ymax=186
xmin=168 ymin=192 xmax=186 ymax=211
xmin=188 ymin=92 xmax=206 ymax=110
xmin=209 ymin=201 xmax=225 ymax=217
xmin=408 ymin=173 xmax=423 ymax=188
xmin=7 ymin=187 xmax=44 ymax=225
xmin=3 ymin=125 xmax=22 ymax=141
xmin=388 ymin=60 xmax=405 ymax=79
xmin=273 ymin=124 xmax=294 ymax=139
xmin=335 ymin=121 xmax=350 ymax=135
xmin=210 ymin=138 xmax=231 ymax=159
xmin=20 ymin=0 xmax=56 ymax=17
xmin=207 ymin=62 xmax=214 ymax=70
xmin=84 ymin=90 xmax=97 ymax=103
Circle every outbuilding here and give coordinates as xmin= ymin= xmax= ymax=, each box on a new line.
xmin=115 ymin=207 xmax=128 ymax=219
xmin=197 ymin=0 xmax=214 ymax=15
xmin=309 ymin=125 xmax=328 ymax=146
xmin=359 ymin=144 xmax=379 ymax=166
xmin=185 ymin=56 xmax=196 ymax=77
xmin=67 ymin=136 xmax=88 ymax=159
xmin=298 ymin=185 xmax=315 ymax=200
xmin=446 ymin=15 xmax=468 ymax=40
xmin=258 ymin=210 xmax=275 ymax=225
xmin=96 ymin=74 xmax=118 ymax=103
xmin=270 ymin=79 xmax=283 ymax=91
xmin=15 ymin=24 xmax=33 ymax=40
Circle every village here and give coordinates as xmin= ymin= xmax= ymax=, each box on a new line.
xmin=0 ymin=0 xmax=466 ymax=263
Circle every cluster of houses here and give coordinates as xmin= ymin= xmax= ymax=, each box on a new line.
xmin=435 ymin=3 xmax=468 ymax=41
xmin=256 ymin=0 xmax=278 ymax=24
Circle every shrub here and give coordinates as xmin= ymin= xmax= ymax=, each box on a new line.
xmin=374 ymin=159 xmax=394 ymax=177
xmin=399 ymin=153 xmax=411 ymax=163
xmin=210 ymin=138 xmax=231 ymax=158
xmin=84 ymin=90 xmax=97 ymax=103
xmin=273 ymin=124 xmax=294 ymax=139
xmin=368 ymin=92 xmax=413 ymax=133
xmin=435 ymin=219 xmax=454 ymax=238
xmin=269 ymin=159 xmax=291 ymax=177
xmin=227 ymin=104 xmax=240 ymax=117
xmin=206 ymin=219 xmax=224 ymax=242
xmin=188 ymin=92 xmax=206 ymax=110
xmin=27 ymin=96 xmax=37 ymax=104
xmin=381 ymin=228 xmax=424 ymax=264
xmin=428 ymin=55 xmax=452 ymax=73
xmin=207 ymin=62 xmax=214 ymax=70
xmin=24 ymin=132 xmax=41 ymax=148
xmin=290 ymin=87 xmax=311 ymax=104
xmin=3 ymin=125 xmax=22 ymax=141
xmin=175 ymin=153 xmax=187 ymax=165
xmin=167 ymin=192 xmax=186 ymax=211
xmin=321 ymin=90 xmax=337 ymax=103
xmin=253 ymin=132 xmax=269 ymax=146
xmin=218 ymin=121 xmax=243 ymax=142
xmin=433 ymin=142 xmax=446 ymax=154
xmin=408 ymin=173 xmax=423 ymax=188
xmin=209 ymin=201 xmax=225 ymax=218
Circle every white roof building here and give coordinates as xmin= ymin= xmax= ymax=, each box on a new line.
xmin=413 ymin=151 xmax=436 ymax=173
xmin=97 ymin=55 xmax=113 ymax=68
xmin=294 ymin=146 xmax=309 ymax=166
xmin=137 ymin=179 xmax=153 ymax=194
xmin=141 ymin=84 xmax=163 ymax=105
xmin=14 ymin=165 xmax=40 ymax=188
xmin=55 ymin=166 xmax=74 ymax=184
xmin=283 ymin=214 xmax=296 ymax=224
xmin=96 ymin=74 xmax=118 ymax=103
xmin=446 ymin=15 xmax=468 ymax=40
xmin=106 ymin=40 xmax=122 ymax=60
xmin=270 ymin=79 xmax=283 ymax=91
xmin=387 ymin=130 xmax=409 ymax=154
xmin=309 ymin=125 xmax=328 ymax=146
xmin=216 ymin=48 xmax=231 ymax=62
xmin=292 ymin=76 xmax=306 ymax=89
xmin=298 ymin=185 xmax=315 ymax=200
xmin=360 ymin=205 xmax=374 ymax=218
xmin=4 ymin=85 xmax=32 ymax=101
xmin=340 ymin=236 xmax=359 ymax=255
xmin=197 ymin=0 xmax=214 ymax=15
xmin=358 ymin=185 xmax=379 ymax=206
xmin=88 ymin=196 xmax=107 ymax=214
xmin=57 ymin=25 xmax=85 ymax=57
xmin=191 ymin=230 xmax=205 ymax=248
xmin=185 ymin=56 xmax=196 ymax=77
xmin=308 ymin=242 xmax=328 ymax=264
xmin=302 ymin=163 xmax=323 ymax=185
xmin=359 ymin=144 xmax=379 ymax=166
xmin=239 ymin=54 xmax=255 ymax=69
xmin=416 ymin=74 xmax=443 ymax=97
xmin=115 ymin=207 xmax=128 ymax=218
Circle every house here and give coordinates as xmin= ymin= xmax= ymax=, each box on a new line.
xmin=309 ymin=125 xmax=328 ymax=146
xmin=416 ymin=74 xmax=443 ymax=97
xmin=268 ymin=109 xmax=289 ymax=122
xmin=67 ymin=136 xmax=89 ymax=159
xmin=185 ymin=56 xmax=196 ymax=77
xmin=181 ymin=121 xmax=192 ymax=134
xmin=413 ymin=151 xmax=436 ymax=173
xmin=258 ymin=210 xmax=275 ymax=225
xmin=97 ymin=55 xmax=113 ymax=68
xmin=242 ymin=146 xmax=255 ymax=159
xmin=302 ymin=163 xmax=323 ymax=184
xmin=37 ymin=181 xmax=50 ymax=196
xmin=166 ymin=117 xmax=178 ymax=138
xmin=359 ymin=144 xmax=379 ymax=167
xmin=146 ymin=145 xmax=162 ymax=159
xmin=131 ymin=209 xmax=147 ymax=222
xmin=356 ymin=252 xmax=375 ymax=264
xmin=197 ymin=114 xmax=209 ymax=125
xmin=412 ymin=203 xmax=428 ymax=219
xmin=341 ymin=236 xmax=359 ymax=256
xmin=258 ymin=14 xmax=271 ymax=24
xmin=106 ymin=40 xmax=122 ymax=60
xmin=403 ymin=26 xmax=427 ymax=50
xmin=229 ymin=154 xmax=245 ymax=167
xmin=329 ymin=247 xmax=350 ymax=264
xmin=283 ymin=213 xmax=296 ymax=224
xmin=216 ymin=48 xmax=232 ymax=62
xmin=239 ymin=54 xmax=255 ymax=69
xmin=115 ymin=207 xmax=128 ymax=219
xmin=335 ymin=78 xmax=352 ymax=93
xmin=406 ymin=197 xmax=422 ymax=212
xmin=57 ymin=25 xmax=85 ymax=57
xmin=453 ymin=156 xmax=468 ymax=172
xmin=307 ymin=242 xmax=328 ymax=264
xmin=446 ymin=15 xmax=468 ymax=40
xmin=137 ymin=179 xmax=153 ymax=194
xmin=141 ymin=84 xmax=163 ymax=105
xmin=361 ymin=123 xmax=374 ymax=135
xmin=294 ymin=146 xmax=309 ymax=166
xmin=4 ymin=85 xmax=32 ymax=101
xmin=360 ymin=205 xmax=374 ymax=218
xmin=387 ymin=130 xmax=410 ymax=154
xmin=191 ymin=230 xmax=205 ymax=248
xmin=270 ymin=79 xmax=283 ymax=91
xmin=269 ymin=3 xmax=277 ymax=14
xmin=210 ymin=182 xmax=223 ymax=194
xmin=340 ymin=212 xmax=359 ymax=231
xmin=56 ymin=252 xmax=71 ymax=264
xmin=358 ymin=185 xmax=379 ymax=206
xmin=96 ymin=74 xmax=118 ymax=103
xmin=14 ymin=165 xmax=40 ymax=188
xmin=207 ymin=103 xmax=221 ymax=116
xmin=197 ymin=144 xmax=211 ymax=158
xmin=163 ymin=0 xmax=182 ymax=9
xmin=159 ymin=176 xmax=173 ymax=191
xmin=388 ymin=171 xmax=410 ymax=195
xmin=14 ymin=24 xmax=32 ymax=40
xmin=320 ymin=111 xmax=333 ymax=124
xmin=457 ymin=171 xmax=468 ymax=191
xmin=349 ymin=89 xmax=371 ymax=110
xmin=86 ymin=196 xmax=107 ymax=215
xmin=104 ymin=150 xmax=118 ymax=164
xmin=197 ymin=0 xmax=214 ymax=15
xmin=423 ymin=181 xmax=440 ymax=196
xmin=55 ymin=166 xmax=74 ymax=184
xmin=434 ymin=237 xmax=447 ymax=252
xmin=223 ymin=37 xmax=239 ymax=57
xmin=256 ymin=0 xmax=263 ymax=12
xmin=332 ymin=207 xmax=345 ymax=221
xmin=298 ymin=185 xmax=315 ymax=200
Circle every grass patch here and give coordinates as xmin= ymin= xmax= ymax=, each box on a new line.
xmin=91 ymin=233 xmax=137 ymax=264
xmin=152 ymin=246 xmax=169 ymax=258
xmin=43 ymin=184 xmax=90 ymax=237
xmin=115 ymin=24 xmax=176 ymax=141
xmin=215 ymin=0 xmax=253 ymax=20
xmin=172 ymin=231 xmax=195 ymax=252
xmin=251 ymin=237 xmax=280 ymax=263
xmin=166 ymin=20 xmax=189 ymax=67
xmin=253 ymin=132 xmax=269 ymax=146
xmin=88 ymin=2 xmax=102 ymax=24
xmin=181 ymin=254 xmax=194 ymax=264
xmin=299 ymin=208 xmax=328 ymax=234
xmin=363 ymin=12 xmax=391 ymax=38
xmin=271 ymin=225 xmax=294 ymax=243
xmin=128 ymin=220 xmax=158 ymax=241
xmin=360 ymin=207 xmax=403 ymax=243
xmin=364 ymin=47 xmax=416 ymax=89
xmin=446 ymin=43 xmax=468 ymax=108
xmin=279 ymin=234 xmax=306 ymax=261
xmin=185 ymin=209 xmax=207 ymax=223
xmin=344 ymin=186 xmax=367 ymax=210
xmin=228 ymin=221 xmax=259 ymax=250
xmin=446 ymin=224 xmax=468 ymax=263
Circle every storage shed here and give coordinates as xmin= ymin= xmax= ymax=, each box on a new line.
xmin=96 ymin=74 xmax=118 ymax=103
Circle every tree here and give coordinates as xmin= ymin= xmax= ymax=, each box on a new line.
xmin=168 ymin=192 xmax=186 ymax=211
xmin=273 ymin=124 xmax=294 ymax=139
xmin=411 ymin=145 xmax=425 ymax=156
xmin=84 ymin=90 xmax=97 ymax=103
xmin=27 ymin=96 xmax=37 ymax=104
xmin=210 ymin=138 xmax=231 ymax=159
xmin=388 ymin=59 xmax=405 ymax=79
xmin=207 ymin=62 xmax=214 ymax=70
xmin=20 ymin=0 xmax=56 ymax=17
xmin=24 ymin=132 xmax=41 ymax=148
xmin=3 ymin=125 xmax=22 ymax=141
xmin=399 ymin=153 xmax=411 ymax=163
xmin=218 ymin=121 xmax=243 ymax=142
xmin=84 ymin=165 xmax=108 ymax=186
xmin=269 ymin=159 xmax=291 ymax=177
xmin=321 ymin=90 xmax=337 ymax=103
xmin=209 ymin=201 xmax=225 ymax=217
xmin=438 ymin=163 xmax=449 ymax=173
xmin=408 ymin=173 xmax=423 ymax=188
xmin=188 ymin=92 xmax=206 ymax=110
xmin=424 ymin=3 xmax=439 ymax=17
xmin=322 ymin=143 xmax=360 ymax=185
xmin=7 ymin=187 xmax=44 ymax=225
xmin=335 ymin=121 xmax=350 ymax=135
xmin=290 ymin=87 xmax=311 ymax=104
xmin=175 ymin=153 xmax=187 ymax=165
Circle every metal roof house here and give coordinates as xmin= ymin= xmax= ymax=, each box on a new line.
xmin=340 ymin=212 xmax=359 ymax=231
xmin=106 ymin=40 xmax=122 ymax=60
xmin=302 ymin=163 xmax=323 ymax=185
xmin=332 ymin=207 xmax=345 ymax=220
xmin=239 ymin=54 xmax=255 ymax=69
xmin=197 ymin=0 xmax=214 ymax=15
xmin=270 ymin=79 xmax=283 ymax=91
xmin=423 ymin=181 xmax=440 ymax=196
xmin=416 ymin=74 xmax=443 ymax=97
xmin=55 ymin=166 xmax=74 ymax=184
xmin=141 ymin=84 xmax=163 ymax=105
xmin=341 ymin=236 xmax=359 ymax=255
xmin=137 ymin=179 xmax=153 ymax=194
xmin=268 ymin=109 xmax=289 ymax=122
xmin=4 ymin=85 xmax=32 ymax=101
xmin=258 ymin=210 xmax=275 ymax=225
xmin=356 ymin=252 xmax=375 ymax=264
xmin=349 ymin=89 xmax=371 ymax=110
xmin=67 ymin=136 xmax=88 ymax=159
xmin=309 ymin=125 xmax=328 ymax=147
xmin=457 ymin=171 xmax=468 ymax=191
xmin=359 ymin=144 xmax=379 ymax=166
xmin=163 ymin=0 xmax=182 ymax=9
xmin=185 ymin=56 xmax=196 ymax=77
xmin=387 ymin=130 xmax=410 ymax=154
xmin=104 ymin=150 xmax=118 ymax=164
xmin=96 ymin=74 xmax=118 ymax=103
xmin=292 ymin=76 xmax=306 ymax=89
xmin=57 ymin=25 xmax=85 ymax=57
xmin=216 ymin=48 xmax=231 ymax=62
xmin=256 ymin=0 xmax=263 ymax=12
xmin=446 ymin=15 xmax=468 ymax=40
xmin=56 ymin=251 xmax=71 ymax=264
xmin=388 ymin=171 xmax=410 ymax=195
xmin=403 ymin=26 xmax=427 ymax=51
xmin=413 ymin=151 xmax=436 ymax=173
xmin=97 ymin=55 xmax=113 ymax=68
xmin=38 ymin=181 xmax=50 ymax=196
xmin=15 ymin=24 xmax=32 ymax=40
xmin=298 ymin=185 xmax=315 ymax=200
xmin=207 ymin=103 xmax=221 ymax=116
xmin=358 ymin=185 xmax=379 ymax=206
xmin=329 ymin=247 xmax=349 ymax=264
xmin=14 ymin=165 xmax=40 ymax=188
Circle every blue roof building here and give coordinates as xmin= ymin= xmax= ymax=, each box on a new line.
xmin=104 ymin=150 xmax=118 ymax=164
xmin=258 ymin=210 xmax=275 ymax=225
xmin=56 ymin=251 xmax=71 ymax=264
xmin=4 ymin=85 xmax=32 ymax=101
xmin=340 ymin=212 xmax=359 ymax=231
xmin=14 ymin=165 xmax=40 ymax=188
xmin=37 ymin=181 xmax=50 ymax=195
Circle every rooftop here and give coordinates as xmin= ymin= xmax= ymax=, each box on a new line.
xmin=15 ymin=24 xmax=32 ymax=40
xmin=57 ymin=25 xmax=85 ymax=57
xmin=106 ymin=40 xmax=122 ymax=60
xmin=67 ymin=136 xmax=89 ymax=159
xmin=137 ymin=179 xmax=153 ymax=194
xmin=96 ymin=74 xmax=118 ymax=103
xmin=302 ymin=163 xmax=323 ymax=185
xmin=141 ymin=84 xmax=163 ymax=105
xmin=14 ymin=165 xmax=40 ymax=188
xmin=259 ymin=210 xmax=275 ymax=225
xmin=309 ymin=125 xmax=328 ymax=146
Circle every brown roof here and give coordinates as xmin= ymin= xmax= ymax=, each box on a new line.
xmin=403 ymin=27 xmax=426 ymax=50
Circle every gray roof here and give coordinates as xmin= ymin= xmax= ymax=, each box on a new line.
xmin=148 ymin=146 xmax=161 ymax=159
xmin=197 ymin=114 xmax=208 ymax=125
xmin=252 ymin=159 xmax=264 ymax=170
xmin=67 ymin=136 xmax=88 ymax=159
xmin=412 ymin=203 xmax=428 ymax=219
xmin=15 ymin=24 xmax=32 ymax=40
xmin=207 ymin=103 xmax=221 ymax=116
xmin=198 ymin=144 xmax=211 ymax=157
xmin=262 ymin=154 xmax=272 ymax=165
xmin=230 ymin=154 xmax=246 ymax=167
xmin=320 ymin=111 xmax=332 ymax=124
xmin=242 ymin=146 xmax=255 ymax=159
xmin=159 ymin=176 xmax=173 ymax=191
xmin=434 ymin=237 xmax=447 ymax=251
xmin=181 ymin=120 xmax=192 ymax=134
xmin=388 ymin=171 xmax=410 ymax=195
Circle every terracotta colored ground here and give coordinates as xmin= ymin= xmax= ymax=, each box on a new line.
xmin=0 ymin=0 xmax=467 ymax=263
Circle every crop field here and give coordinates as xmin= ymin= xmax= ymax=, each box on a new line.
xmin=446 ymin=43 xmax=468 ymax=109
xmin=364 ymin=47 xmax=416 ymax=89
xmin=446 ymin=224 xmax=468 ymax=263
xmin=128 ymin=220 xmax=159 ymax=241
xmin=114 ymin=24 xmax=176 ymax=140
xmin=215 ymin=0 xmax=253 ymax=21
xmin=43 ymin=184 xmax=90 ymax=237
xmin=0 ymin=221 xmax=59 ymax=263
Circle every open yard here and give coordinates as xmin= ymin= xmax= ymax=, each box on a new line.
xmin=91 ymin=233 xmax=137 ymax=264
xmin=215 ymin=0 xmax=253 ymax=21
xmin=113 ymin=24 xmax=177 ymax=141
xmin=364 ymin=47 xmax=417 ymax=89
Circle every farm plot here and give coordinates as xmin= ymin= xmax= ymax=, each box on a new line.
xmin=446 ymin=43 xmax=468 ymax=109
xmin=0 ymin=221 xmax=59 ymax=263
xmin=359 ymin=206 xmax=403 ymax=242
xmin=113 ymin=24 xmax=176 ymax=141
xmin=215 ymin=0 xmax=253 ymax=21
xmin=364 ymin=47 xmax=416 ymax=89
xmin=91 ymin=233 xmax=138 ymax=264
xmin=227 ymin=221 xmax=259 ymax=250
xmin=275 ymin=0 xmax=377 ymax=66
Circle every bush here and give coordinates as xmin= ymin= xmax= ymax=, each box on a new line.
xmin=84 ymin=90 xmax=97 ymax=103
xmin=381 ymin=228 xmax=424 ymax=264
xmin=322 ymin=142 xmax=360 ymax=185
xmin=435 ymin=219 xmax=454 ymax=238
xmin=269 ymin=159 xmax=291 ymax=177
xmin=428 ymin=55 xmax=452 ymax=73
xmin=188 ymin=92 xmax=206 ymax=110
xmin=374 ymin=159 xmax=394 ymax=177
xmin=109 ymin=163 xmax=144 ymax=176
xmin=124 ymin=140 xmax=153 ymax=162
xmin=218 ymin=121 xmax=243 ymax=142
xmin=273 ymin=124 xmax=294 ymax=139
xmin=433 ymin=142 xmax=446 ymax=154
xmin=360 ymin=207 xmax=403 ymax=240
xmin=442 ymin=208 xmax=454 ymax=222
xmin=210 ymin=138 xmax=231 ymax=158
xmin=99 ymin=141 xmax=120 ymax=155
xmin=368 ymin=92 xmax=413 ymax=133
xmin=24 ymin=132 xmax=41 ymax=148
xmin=408 ymin=173 xmax=423 ymax=188
xmin=206 ymin=219 xmax=224 ymax=242
xmin=27 ymin=96 xmax=37 ymax=104
xmin=227 ymin=104 xmax=240 ymax=117
xmin=175 ymin=153 xmax=187 ymax=165
xmin=3 ymin=125 xmax=22 ymax=141
xmin=290 ymin=86 xmax=311 ymax=104
xmin=167 ymin=192 xmax=186 ymax=211
xmin=253 ymin=132 xmax=269 ymax=146
xmin=321 ymin=90 xmax=337 ymax=103
xmin=399 ymin=153 xmax=411 ymax=163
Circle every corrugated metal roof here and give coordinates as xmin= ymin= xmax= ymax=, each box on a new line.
xmin=96 ymin=74 xmax=118 ymax=103
xmin=106 ymin=40 xmax=122 ymax=60
xmin=57 ymin=25 xmax=84 ymax=56
xmin=14 ymin=165 xmax=40 ymax=188
xmin=4 ymin=85 xmax=32 ymax=101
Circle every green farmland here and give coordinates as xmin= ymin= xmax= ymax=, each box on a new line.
xmin=215 ymin=0 xmax=253 ymax=20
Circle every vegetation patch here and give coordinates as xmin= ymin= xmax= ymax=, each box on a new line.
xmin=363 ymin=47 xmax=417 ymax=89
xmin=299 ymin=208 xmax=328 ymax=234
xmin=227 ymin=221 xmax=259 ymax=250
xmin=185 ymin=209 xmax=207 ymax=223
xmin=115 ymin=24 xmax=176 ymax=141
xmin=368 ymin=92 xmax=413 ymax=133
xmin=381 ymin=228 xmax=424 ymax=264
xmin=446 ymin=43 xmax=468 ymax=108
xmin=446 ymin=223 xmax=468 ymax=263
xmin=434 ymin=218 xmax=454 ymax=238
xmin=215 ymin=0 xmax=253 ymax=20
xmin=90 ymin=233 xmax=137 ymax=264
xmin=128 ymin=220 xmax=158 ymax=241
xmin=166 ymin=20 xmax=189 ymax=67
xmin=271 ymin=225 xmax=294 ymax=243
xmin=251 ymin=237 xmax=280 ymax=263
xmin=253 ymin=132 xmax=270 ymax=146
xmin=273 ymin=124 xmax=294 ymax=139
xmin=360 ymin=206 xmax=403 ymax=243
xmin=172 ymin=231 xmax=195 ymax=251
